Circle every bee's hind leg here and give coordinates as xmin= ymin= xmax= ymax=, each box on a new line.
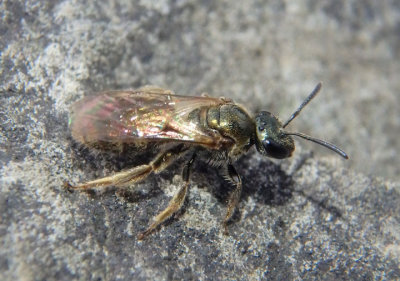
xmin=138 ymin=153 xmax=196 ymax=240
xmin=65 ymin=144 xmax=189 ymax=191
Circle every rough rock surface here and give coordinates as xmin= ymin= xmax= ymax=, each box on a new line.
xmin=1 ymin=1 xmax=399 ymax=280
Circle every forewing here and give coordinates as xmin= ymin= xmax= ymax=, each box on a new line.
xmin=70 ymin=87 xmax=230 ymax=147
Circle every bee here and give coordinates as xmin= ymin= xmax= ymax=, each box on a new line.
xmin=65 ymin=83 xmax=348 ymax=239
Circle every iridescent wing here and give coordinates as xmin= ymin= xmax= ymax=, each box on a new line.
xmin=70 ymin=86 xmax=232 ymax=148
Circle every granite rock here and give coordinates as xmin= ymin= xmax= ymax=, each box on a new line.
xmin=1 ymin=0 xmax=399 ymax=280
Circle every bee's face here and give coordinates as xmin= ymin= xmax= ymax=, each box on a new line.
xmin=255 ymin=111 xmax=294 ymax=159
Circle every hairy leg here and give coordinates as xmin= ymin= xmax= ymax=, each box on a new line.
xmin=65 ymin=144 xmax=188 ymax=191
xmin=222 ymin=164 xmax=242 ymax=234
xmin=138 ymin=153 xmax=196 ymax=240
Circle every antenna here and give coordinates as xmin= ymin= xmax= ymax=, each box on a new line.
xmin=283 ymin=131 xmax=349 ymax=159
xmin=281 ymin=82 xmax=348 ymax=159
xmin=282 ymin=82 xmax=322 ymax=128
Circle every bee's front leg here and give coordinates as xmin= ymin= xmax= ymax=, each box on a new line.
xmin=65 ymin=144 xmax=188 ymax=191
xmin=222 ymin=163 xmax=242 ymax=235
xmin=138 ymin=153 xmax=196 ymax=240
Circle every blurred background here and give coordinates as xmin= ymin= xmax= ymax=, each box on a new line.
xmin=1 ymin=1 xmax=400 ymax=280
xmin=2 ymin=0 xmax=398 ymax=181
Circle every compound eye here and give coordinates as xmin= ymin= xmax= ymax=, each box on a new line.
xmin=263 ymin=138 xmax=291 ymax=159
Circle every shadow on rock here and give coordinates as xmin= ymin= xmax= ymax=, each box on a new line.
xmin=193 ymin=154 xmax=294 ymax=208
xmin=238 ymin=156 xmax=294 ymax=206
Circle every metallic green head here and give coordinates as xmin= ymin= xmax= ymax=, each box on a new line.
xmin=255 ymin=111 xmax=294 ymax=159
xmin=253 ymin=83 xmax=348 ymax=160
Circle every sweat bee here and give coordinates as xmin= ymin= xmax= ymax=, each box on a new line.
xmin=65 ymin=83 xmax=348 ymax=239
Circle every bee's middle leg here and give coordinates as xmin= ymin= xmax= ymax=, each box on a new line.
xmin=222 ymin=164 xmax=242 ymax=235
xmin=138 ymin=153 xmax=196 ymax=240
xmin=65 ymin=144 xmax=188 ymax=191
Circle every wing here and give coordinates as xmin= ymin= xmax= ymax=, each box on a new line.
xmin=70 ymin=86 xmax=232 ymax=148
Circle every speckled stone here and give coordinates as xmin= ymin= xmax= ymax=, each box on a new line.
xmin=1 ymin=1 xmax=399 ymax=280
